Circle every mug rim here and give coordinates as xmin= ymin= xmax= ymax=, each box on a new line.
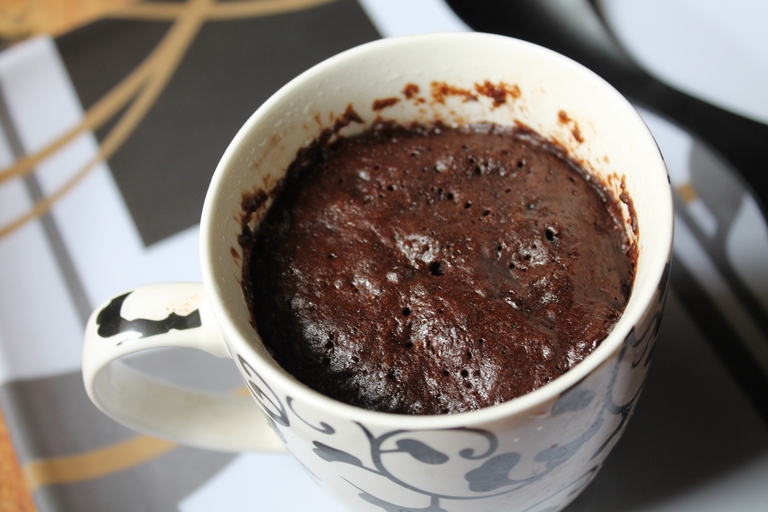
xmin=200 ymin=31 xmax=673 ymax=430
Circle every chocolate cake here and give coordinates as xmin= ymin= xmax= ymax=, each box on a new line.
xmin=241 ymin=122 xmax=636 ymax=415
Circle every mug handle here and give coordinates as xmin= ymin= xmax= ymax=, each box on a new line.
xmin=82 ymin=283 xmax=286 ymax=453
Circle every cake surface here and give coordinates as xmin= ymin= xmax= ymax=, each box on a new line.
xmin=242 ymin=122 xmax=635 ymax=415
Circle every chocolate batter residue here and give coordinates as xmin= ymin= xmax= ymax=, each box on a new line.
xmin=241 ymin=122 xmax=635 ymax=415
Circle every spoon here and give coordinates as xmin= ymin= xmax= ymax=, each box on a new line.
xmin=444 ymin=0 xmax=768 ymax=215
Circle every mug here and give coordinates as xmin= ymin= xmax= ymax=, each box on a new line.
xmin=83 ymin=32 xmax=673 ymax=512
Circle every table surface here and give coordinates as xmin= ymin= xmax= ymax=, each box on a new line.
xmin=1 ymin=1 xmax=767 ymax=511
xmin=0 ymin=410 xmax=32 ymax=512
xmin=2 ymin=3 xmax=135 ymax=510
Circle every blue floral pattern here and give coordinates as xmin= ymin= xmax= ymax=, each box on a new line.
xmin=236 ymin=264 xmax=670 ymax=512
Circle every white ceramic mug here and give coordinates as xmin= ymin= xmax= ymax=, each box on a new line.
xmin=83 ymin=32 xmax=673 ymax=512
